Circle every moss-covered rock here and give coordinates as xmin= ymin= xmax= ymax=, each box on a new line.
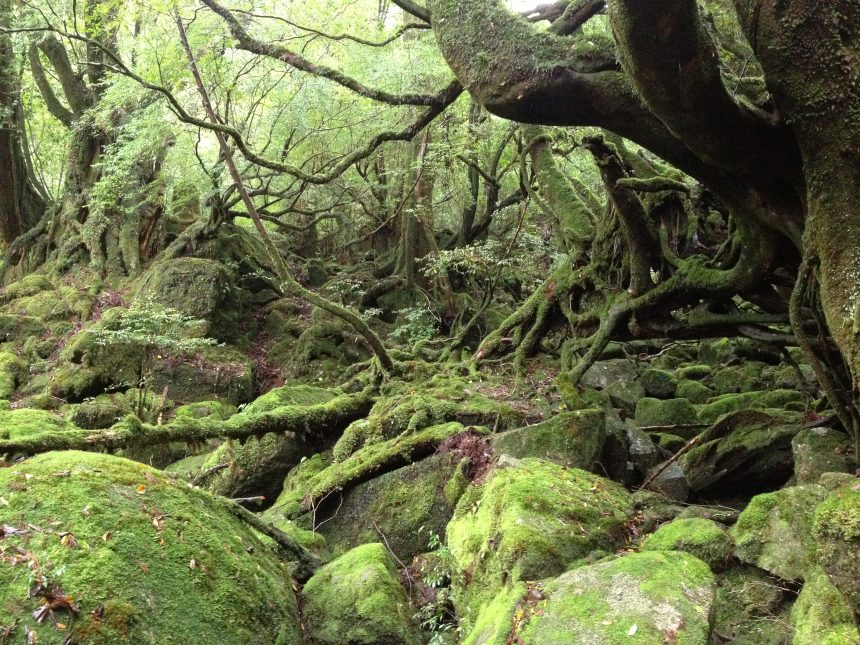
xmin=134 ymin=257 xmax=241 ymax=342
xmin=4 ymin=285 xmax=93 ymax=322
xmin=682 ymin=409 xmax=803 ymax=495
xmin=462 ymin=582 xmax=527 ymax=645
xmin=711 ymin=362 xmax=768 ymax=395
xmin=301 ymin=543 xmax=420 ymax=644
xmin=675 ymin=379 xmax=712 ymax=404
xmin=305 ymin=454 xmax=468 ymax=561
xmin=0 ymin=451 xmax=300 ymax=644
xmin=675 ymin=364 xmax=712 ymax=380
xmin=447 ymin=458 xmax=633 ymax=618
xmin=489 ymin=409 xmax=605 ymax=470
xmin=0 ymin=407 xmax=73 ymax=442
xmin=792 ymin=427 xmax=857 ymax=484
xmin=697 ymin=389 xmax=806 ymax=423
xmin=0 ymin=350 xmax=25 ymax=398
xmin=634 ymin=397 xmax=697 ymax=431
xmin=580 ymin=358 xmax=640 ymax=389
xmin=173 ymin=399 xmax=237 ymax=420
xmin=639 ymin=368 xmax=678 ymax=399
xmin=790 ymin=566 xmax=860 ymax=645
xmin=605 ymin=379 xmax=645 ymax=415
xmin=812 ymin=478 xmax=860 ymax=616
xmin=731 ymin=484 xmax=827 ymax=582
xmin=69 ymin=394 xmax=131 ymax=429
xmin=655 ymin=432 xmax=687 ymax=452
xmin=642 ymin=518 xmax=734 ymax=571
xmin=270 ymin=423 xmax=477 ymax=520
xmin=712 ymin=565 xmax=791 ymax=644
xmin=148 ymin=345 xmax=254 ymax=405
xmin=514 ymin=551 xmax=715 ymax=644
xmin=0 ymin=273 xmax=55 ymax=300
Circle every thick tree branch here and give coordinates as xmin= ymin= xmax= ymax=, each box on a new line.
xmin=35 ymin=35 xmax=91 ymax=114
xmin=27 ymin=43 xmax=73 ymax=126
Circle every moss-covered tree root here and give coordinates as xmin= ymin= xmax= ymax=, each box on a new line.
xmin=0 ymin=389 xmax=374 ymax=457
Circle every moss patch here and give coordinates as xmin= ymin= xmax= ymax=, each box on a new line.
xmin=301 ymin=543 xmax=420 ymax=644
xmin=642 ymin=517 xmax=734 ymax=571
xmin=447 ymin=458 xmax=633 ymax=619
xmin=515 ymin=551 xmax=715 ymax=644
xmin=791 ymin=566 xmax=859 ymax=645
xmin=812 ymin=478 xmax=860 ymax=616
xmin=0 ymin=451 xmax=300 ymax=644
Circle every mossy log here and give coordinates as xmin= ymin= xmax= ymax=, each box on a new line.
xmin=0 ymin=389 xmax=374 ymax=458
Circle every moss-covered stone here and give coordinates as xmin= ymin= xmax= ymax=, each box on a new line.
xmin=69 ymin=394 xmax=131 ymax=429
xmin=303 ymin=454 xmax=468 ymax=561
xmin=790 ymin=566 xmax=860 ymax=645
xmin=639 ymin=368 xmax=678 ymax=399
xmin=634 ymin=397 xmax=697 ymax=431
xmin=301 ymin=543 xmax=420 ymax=644
xmin=0 ymin=451 xmax=300 ymax=644
xmin=697 ymin=389 xmax=806 ymax=423
xmin=0 ymin=273 xmax=55 ymax=300
xmin=675 ymin=379 xmax=712 ymax=404
xmin=4 ymin=285 xmax=93 ymax=322
xmin=148 ymin=345 xmax=254 ymax=405
xmin=675 ymin=364 xmax=712 ymax=380
xmin=712 ymin=565 xmax=791 ymax=644
xmin=447 ymin=458 xmax=633 ymax=618
xmin=682 ymin=409 xmax=803 ymax=495
xmin=605 ymin=379 xmax=645 ymax=415
xmin=173 ymin=399 xmax=237 ymax=420
xmin=580 ymin=358 xmax=640 ymax=389
xmin=461 ymin=582 xmax=527 ymax=645
xmin=489 ymin=409 xmax=605 ymax=470
xmin=270 ymin=423 xmax=476 ymax=520
xmin=792 ymin=427 xmax=857 ymax=484
xmin=0 ymin=350 xmax=25 ymax=398
xmin=731 ymin=484 xmax=827 ymax=582
xmin=655 ymin=432 xmax=686 ymax=452
xmin=711 ymin=362 xmax=768 ymax=395
xmin=134 ymin=257 xmax=241 ymax=342
xmin=642 ymin=518 xmax=734 ymax=571
xmin=515 ymin=551 xmax=715 ymax=644
xmin=0 ymin=407 xmax=73 ymax=441
xmin=812 ymin=479 xmax=860 ymax=616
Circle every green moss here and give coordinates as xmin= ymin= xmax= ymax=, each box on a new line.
xmin=0 ymin=451 xmax=300 ymax=644
xmin=712 ymin=565 xmax=791 ymax=644
xmin=0 ymin=351 xmax=25 ymax=398
xmin=711 ymin=363 xmax=768 ymax=395
xmin=642 ymin=518 xmax=734 ymax=571
xmin=634 ymin=397 xmax=697 ymax=430
xmin=698 ymin=389 xmax=806 ymax=423
xmin=675 ymin=379 xmax=712 ymax=404
xmin=0 ymin=313 xmax=48 ymax=343
xmin=4 ymin=286 xmax=93 ymax=322
xmin=791 ymin=567 xmax=859 ymax=645
xmin=173 ymin=400 xmax=238 ymax=420
xmin=134 ymin=258 xmax=241 ymax=342
xmin=731 ymin=484 xmax=828 ymax=582
xmin=447 ymin=458 xmax=633 ymax=619
xmin=270 ymin=423 xmax=475 ymax=520
xmin=242 ymin=384 xmax=334 ymax=415
xmin=655 ymin=432 xmax=686 ymax=452
xmin=301 ymin=543 xmax=420 ymax=644
xmin=639 ymin=369 xmax=678 ymax=398
xmin=490 ymin=409 xmax=605 ymax=470
xmin=812 ymin=479 xmax=860 ymax=616
xmin=675 ymin=364 xmax=712 ymax=380
xmin=1 ymin=273 xmax=55 ymax=300
xmin=792 ymin=427 xmax=856 ymax=484
xmin=515 ymin=551 xmax=715 ymax=644
xmin=462 ymin=583 xmax=527 ymax=645
xmin=302 ymin=453 xmax=468 ymax=561
xmin=0 ymin=407 xmax=73 ymax=441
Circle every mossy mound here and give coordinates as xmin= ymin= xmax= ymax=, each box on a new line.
xmin=639 ymin=368 xmax=678 ymax=398
xmin=812 ymin=478 xmax=860 ymax=616
xmin=697 ymin=389 xmax=806 ymax=423
xmin=634 ymin=397 xmax=697 ymax=431
xmin=447 ymin=457 xmax=633 ymax=618
xmin=148 ymin=345 xmax=254 ymax=405
xmin=69 ymin=394 xmax=131 ymax=429
xmin=0 ymin=351 xmax=26 ymax=398
xmin=134 ymin=257 xmax=241 ymax=342
xmin=462 ymin=583 xmax=528 ymax=645
xmin=675 ymin=379 xmax=712 ymax=404
xmin=514 ymin=551 xmax=715 ymax=644
xmin=301 ymin=543 xmax=420 ymax=644
xmin=682 ymin=409 xmax=803 ymax=495
xmin=642 ymin=518 xmax=734 ymax=571
xmin=731 ymin=484 xmax=827 ymax=582
xmin=489 ymin=409 xmax=605 ymax=470
xmin=712 ymin=565 xmax=791 ymax=644
xmin=0 ymin=451 xmax=300 ymax=644
xmin=790 ymin=566 xmax=860 ymax=645
xmin=0 ymin=407 xmax=73 ymax=442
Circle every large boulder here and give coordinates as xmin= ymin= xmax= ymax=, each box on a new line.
xmin=447 ymin=457 xmax=633 ymax=618
xmin=134 ymin=257 xmax=241 ymax=341
xmin=731 ymin=484 xmax=828 ymax=582
xmin=682 ymin=409 xmax=802 ymax=495
xmin=812 ymin=478 xmax=860 ymax=616
xmin=634 ymin=397 xmax=698 ymax=432
xmin=514 ymin=551 xmax=715 ymax=644
xmin=301 ymin=543 xmax=420 ymax=644
xmin=0 ymin=451 xmax=300 ymax=644
xmin=489 ymin=409 xmax=605 ymax=470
